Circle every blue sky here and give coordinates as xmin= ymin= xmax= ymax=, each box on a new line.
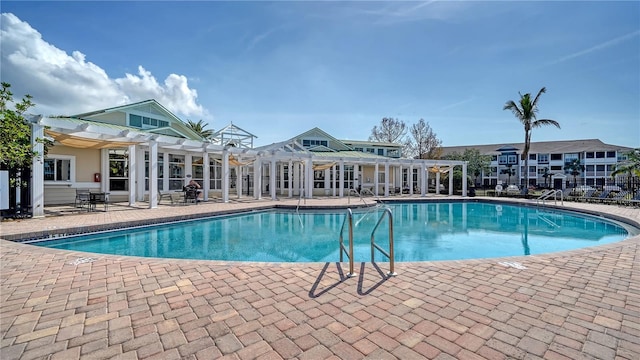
xmin=2 ymin=1 xmax=639 ymax=148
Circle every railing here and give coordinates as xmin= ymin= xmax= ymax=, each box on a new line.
xmin=370 ymin=208 xmax=396 ymax=277
xmin=355 ymin=188 xmax=388 ymax=227
xmin=347 ymin=188 xmax=366 ymax=205
xmin=338 ymin=209 xmax=356 ymax=277
xmin=536 ymin=189 xmax=563 ymax=206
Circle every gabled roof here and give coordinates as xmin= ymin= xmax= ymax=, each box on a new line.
xmin=210 ymin=122 xmax=257 ymax=149
xmin=290 ymin=127 xmax=353 ymax=151
xmin=71 ymin=99 xmax=203 ymax=140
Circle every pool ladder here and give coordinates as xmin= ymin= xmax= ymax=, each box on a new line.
xmin=339 ymin=208 xmax=396 ymax=278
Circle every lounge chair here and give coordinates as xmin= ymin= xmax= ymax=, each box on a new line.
xmin=159 ymin=190 xmax=175 ymax=205
xmin=623 ymin=190 xmax=640 ymax=206
xmin=575 ymin=189 xmax=596 ymax=202
xmin=587 ymin=189 xmax=611 ymax=203
xmin=603 ymin=190 xmax=629 ymax=205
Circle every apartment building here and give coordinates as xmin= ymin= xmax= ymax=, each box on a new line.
xmin=441 ymin=139 xmax=635 ymax=188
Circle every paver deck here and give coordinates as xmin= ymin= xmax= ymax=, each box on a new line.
xmin=1 ymin=196 xmax=639 ymax=359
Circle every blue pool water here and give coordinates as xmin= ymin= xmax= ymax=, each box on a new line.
xmin=32 ymin=202 xmax=634 ymax=262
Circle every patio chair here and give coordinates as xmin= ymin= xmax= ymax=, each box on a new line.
xmin=182 ymin=186 xmax=199 ymax=205
xmin=75 ymin=189 xmax=90 ymax=208
xmin=575 ymin=189 xmax=596 ymax=202
xmin=159 ymin=190 xmax=175 ymax=205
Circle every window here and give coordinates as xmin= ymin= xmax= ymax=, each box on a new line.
xmin=209 ymin=158 xmax=222 ymax=189
xmin=550 ymin=166 xmax=562 ymax=171
xmin=192 ymin=156 xmax=204 ymax=183
xmin=529 ymin=154 xmax=536 ymax=160
xmin=387 ymin=149 xmax=400 ymax=158
xmin=367 ymin=148 xmax=375 ymax=153
xmin=354 ymin=147 xmax=364 ymax=152
xmin=498 ymin=155 xmax=508 ymax=165
xmin=586 ymin=152 xmax=594 ymax=159
xmin=596 ymin=152 xmax=605 ymax=158
xmin=109 ymin=149 xmax=129 ymax=191
xmin=168 ymin=154 xmax=185 ymax=190
xmin=606 ymin=151 xmax=616 ymax=158
xmin=302 ymin=139 xmax=328 ymax=147
xmin=596 ymin=165 xmax=605 ymax=171
xmin=550 ymin=153 xmax=562 ymax=161
xmin=378 ymin=149 xmax=384 ymax=156
xmin=44 ymin=156 xmax=74 ymax=182
xmin=507 ymin=155 xmax=517 ymax=164
xmin=130 ymin=114 xmax=169 ymax=129
xmin=314 ymin=170 xmax=325 ymax=188
xmin=144 ymin=152 xmax=164 ymax=191
xmin=491 ymin=155 xmax=497 ymax=162
xmin=538 ymin=154 xmax=549 ymax=163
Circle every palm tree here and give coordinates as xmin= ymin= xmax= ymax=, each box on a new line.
xmin=611 ymin=148 xmax=640 ymax=192
xmin=564 ymin=158 xmax=584 ymax=188
xmin=504 ymin=87 xmax=560 ymax=194
xmin=186 ymin=119 xmax=214 ymax=139
xmin=501 ymin=164 xmax=516 ymax=185
xmin=611 ymin=148 xmax=640 ymax=178
xmin=541 ymin=167 xmax=550 ymax=188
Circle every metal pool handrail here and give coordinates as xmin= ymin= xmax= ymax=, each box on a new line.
xmin=338 ymin=208 xmax=356 ymax=277
xmin=370 ymin=207 xmax=396 ymax=277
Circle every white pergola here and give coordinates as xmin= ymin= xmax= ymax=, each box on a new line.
xmin=29 ymin=116 xmax=468 ymax=217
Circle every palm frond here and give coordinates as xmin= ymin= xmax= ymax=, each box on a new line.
xmin=532 ymin=119 xmax=561 ymax=129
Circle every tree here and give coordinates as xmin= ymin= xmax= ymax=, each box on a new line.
xmin=369 ymin=117 xmax=407 ymax=143
xmin=0 ymin=82 xmax=42 ymax=169
xmin=564 ymin=158 xmax=584 ymax=187
xmin=441 ymin=148 xmax=491 ymax=186
xmin=541 ymin=167 xmax=550 ymax=188
xmin=500 ymin=164 xmax=516 ymax=185
xmin=406 ymin=118 xmax=442 ymax=159
xmin=611 ymin=148 xmax=640 ymax=178
xmin=503 ymin=87 xmax=560 ymax=193
xmin=186 ymin=119 xmax=214 ymax=139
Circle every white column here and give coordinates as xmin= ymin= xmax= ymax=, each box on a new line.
xmin=30 ymin=123 xmax=45 ymax=217
xmin=222 ymin=149 xmax=229 ymax=203
xmin=324 ymin=168 xmax=330 ymax=195
xmin=305 ymin=158 xmax=313 ymax=199
xmin=270 ymin=159 xmax=277 ymax=200
xmin=148 ymin=140 xmax=158 ymax=208
xmin=279 ymin=163 xmax=285 ymax=196
xmin=421 ymin=163 xmax=426 ymax=197
xmin=254 ymin=157 xmax=262 ymax=199
xmin=462 ymin=163 xmax=468 ymax=197
xmin=339 ymin=160 xmax=345 ymax=197
xmin=409 ymin=165 xmax=414 ymax=195
xmin=128 ymin=144 xmax=136 ymax=206
xmin=449 ymin=167 xmax=454 ymax=195
xmin=374 ymin=162 xmax=379 ymax=196
xmin=203 ymin=152 xmax=210 ymax=201
xmin=436 ymin=172 xmax=441 ymax=195
xmin=288 ymin=161 xmax=293 ymax=198
xmin=384 ymin=162 xmax=390 ymax=197
xmin=101 ymin=149 xmax=109 ymax=192
xmin=425 ymin=168 xmax=430 ymax=195
xmin=136 ymin=147 xmax=145 ymax=202
xmin=332 ymin=165 xmax=337 ymax=196
xmin=236 ymin=163 xmax=242 ymax=199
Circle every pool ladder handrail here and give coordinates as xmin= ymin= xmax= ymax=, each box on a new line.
xmin=370 ymin=207 xmax=396 ymax=277
xmin=536 ymin=189 xmax=563 ymax=206
xmin=338 ymin=208 xmax=356 ymax=277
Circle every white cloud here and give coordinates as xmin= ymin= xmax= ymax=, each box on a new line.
xmin=0 ymin=13 xmax=206 ymax=118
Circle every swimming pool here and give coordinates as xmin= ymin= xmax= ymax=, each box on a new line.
xmin=31 ymin=202 xmax=636 ymax=262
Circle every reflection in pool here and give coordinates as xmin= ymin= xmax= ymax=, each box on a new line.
xmin=32 ymin=202 xmax=634 ymax=262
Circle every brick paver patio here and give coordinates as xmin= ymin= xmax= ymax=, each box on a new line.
xmin=1 ymin=197 xmax=639 ymax=359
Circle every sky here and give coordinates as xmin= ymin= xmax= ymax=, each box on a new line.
xmin=1 ymin=1 xmax=639 ymax=149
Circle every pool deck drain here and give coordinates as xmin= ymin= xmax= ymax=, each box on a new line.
xmin=1 ymin=196 xmax=639 ymax=359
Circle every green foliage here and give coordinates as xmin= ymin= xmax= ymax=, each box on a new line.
xmin=611 ymin=148 xmax=640 ymax=178
xmin=0 ymin=82 xmax=38 ymax=169
xmin=186 ymin=119 xmax=214 ymax=139
xmin=563 ymin=158 xmax=584 ymax=186
xmin=504 ymin=87 xmax=560 ymax=191
xmin=441 ymin=148 xmax=491 ymax=185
